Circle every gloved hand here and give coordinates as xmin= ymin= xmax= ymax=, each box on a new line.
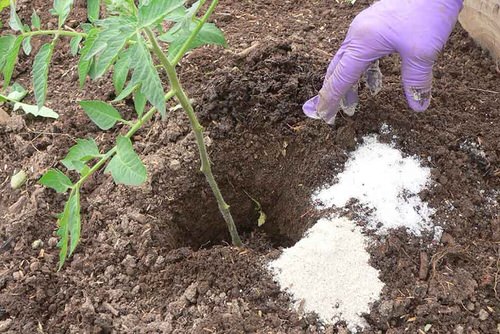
xmin=303 ymin=0 xmax=463 ymax=124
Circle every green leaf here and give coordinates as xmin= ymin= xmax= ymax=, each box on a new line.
xmin=86 ymin=16 xmax=136 ymax=79
xmin=138 ymin=0 xmax=185 ymax=28
xmin=32 ymin=43 xmax=54 ymax=109
xmin=113 ymin=82 xmax=138 ymax=102
xmin=112 ymin=49 xmax=131 ymax=95
xmin=56 ymin=188 xmax=81 ymax=270
xmin=61 ymin=138 xmax=100 ymax=172
xmin=0 ymin=0 xmax=9 ymax=11
xmin=133 ymin=90 xmax=146 ymax=117
xmin=105 ymin=136 xmax=147 ymax=186
xmin=243 ymin=191 xmax=267 ymax=227
xmin=2 ymin=36 xmax=23 ymax=89
xmin=31 ymin=10 xmax=41 ymax=29
xmin=53 ymin=0 xmax=74 ymax=27
xmin=87 ymin=0 xmax=99 ymax=22
xmin=103 ymin=0 xmax=135 ymax=16
xmin=13 ymin=101 xmax=59 ymax=118
xmin=121 ymin=38 xmax=165 ymax=116
xmin=9 ymin=1 xmax=23 ymax=32
xmin=162 ymin=22 xmax=227 ymax=60
xmin=0 ymin=35 xmax=16 ymax=71
xmin=77 ymin=28 xmax=98 ymax=87
xmin=163 ymin=6 xmax=186 ymax=22
xmin=39 ymin=168 xmax=73 ymax=193
xmin=80 ymin=100 xmax=122 ymax=130
xmin=7 ymin=82 xmax=27 ymax=101
xmin=22 ymin=36 xmax=32 ymax=55
xmin=69 ymin=35 xmax=82 ymax=56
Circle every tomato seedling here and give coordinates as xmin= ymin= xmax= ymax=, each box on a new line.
xmin=1 ymin=0 xmax=243 ymax=269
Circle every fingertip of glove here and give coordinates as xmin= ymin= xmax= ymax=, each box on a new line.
xmin=405 ymin=88 xmax=431 ymax=112
xmin=303 ymin=96 xmax=321 ymax=119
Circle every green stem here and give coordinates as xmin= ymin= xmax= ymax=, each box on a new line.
xmin=172 ymin=0 xmax=219 ymax=66
xmin=0 ymin=94 xmax=17 ymax=103
xmin=21 ymin=29 xmax=87 ymax=38
xmin=145 ymin=27 xmax=243 ymax=247
xmin=75 ymin=90 xmax=176 ymax=186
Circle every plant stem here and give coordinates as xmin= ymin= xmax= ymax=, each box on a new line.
xmin=172 ymin=0 xmax=219 ymax=66
xmin=75 ymin=90 xmax=176 ymax=186
xmin=21 ymin=29 xmax=86 ymax=38
xmin=145 ymin=27 xmax=243 ymax=247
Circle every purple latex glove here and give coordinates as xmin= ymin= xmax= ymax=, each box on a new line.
xmin=304 ymin=0 xmax=463 ymax=124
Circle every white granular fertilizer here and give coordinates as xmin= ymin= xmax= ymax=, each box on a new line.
xmin=268 ymin=217 xmax=384 ymax=332
xmin=314 ymin=135 xmax=434 ymax=235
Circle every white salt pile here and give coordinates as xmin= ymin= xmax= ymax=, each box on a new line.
xmin=314 ymin=135 xmax=434 ymax=235
xmin=268 ymin=134 xmax=437 ymax=331
xmin=268 ymin=217 xmax=384 ymax=332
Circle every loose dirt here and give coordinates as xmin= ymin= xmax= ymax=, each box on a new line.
xmin=1 ymin=0 xmax=499 ymax=333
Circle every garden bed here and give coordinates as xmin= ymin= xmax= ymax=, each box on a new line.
xmin=0 ymin=0 xmax=499 ymax=333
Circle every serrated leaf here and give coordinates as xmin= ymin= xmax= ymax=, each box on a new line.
xmin=22 ymin=36 xmax=32 ymax=55
xmin=138 ymin=0 xmax=185 ymax=28
xmin=80 ymin=100 xmax=122 ymax=130
xmin=56 ymin=188 xmax=81 ymax=270
xmin=162 ymin=22 xmax=227 ymax=60
xmin=0 ymin=35 xmax=16 ymax=71
xmin=69 ymin=35 xmax=82 ymax=56
xmin=133 ymin=90 xmax=146 ymax=116
xmin=105 ymin=136 xmax=147 ymax=186
xmin=113 ymin=82 xmax=138 ymax=102
xmin=87 ymin=0 xmax=99 ymax=22
xmin=61 ymin=138 xmax=100 ymax=172
xmin=121 ymin=38 xmax=165 ymax=116
xmin=13 ymin=101 xmax=59 ymax=118
xmin=7 ymin=82 xmax=27 ymax=101
xmin=9 ymin=1 xmax=23 ymax=32
xmin=113 ymin=49 xmax=131 ymax=95
xmin=32 ymin=43 xmax=54 ymax=109
xmin=77 ymin=28 xmax=98 ymax=87
xmin=39 ymin=168 xmax=73 ymax=193
xmin=31 ymin=10 xmax=41 ymax=29
xmin=86 ymin=16 xmax=136 ymax=79
xmin=2 ymin=36 xmax=23 ymax=89
xmin=53 ymin=0 xmax=74 ymax=27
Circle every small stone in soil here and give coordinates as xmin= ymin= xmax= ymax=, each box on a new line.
xmin=0 ymin=319 xmax=13 ymax=332
xmin=169 ymin=159 xmax=181 ymax=171
xmin=31 ymin=239 xmax=43 ymax=250
xmin=30 ymin=261 xmax=40 ymax=272
xmin=47 ymin=237 xmax=58 ymax=248
xmin=478 ymin=309 xmax=489 ymax=320
xmin=454 ymin=325 xmax=464 ymax=334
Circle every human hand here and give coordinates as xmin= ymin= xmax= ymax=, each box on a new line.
xmin=303 ymin=0 xmax=463 ymax=124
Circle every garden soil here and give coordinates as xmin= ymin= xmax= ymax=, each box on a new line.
xmin=1 ymin=0 xmax=499 ymax=333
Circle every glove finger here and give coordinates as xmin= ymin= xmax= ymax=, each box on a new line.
xmin=401 ymin=53 xmax=436 ymax=112
xmin=317 ymin=50 xmax=375 ymax=123
xmin=303 ymin=46 xmax=347 ymax=121
xmin=340 ymin=84 xmax=359 ymax=116
xmin=303 ymin=95 xmax=321 ymax=119
xmin=325 ymin=45 xmax=346 ymax=80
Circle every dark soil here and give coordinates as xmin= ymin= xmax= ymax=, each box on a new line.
xmin=1 ymin=0 xmax=499 ymax=333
